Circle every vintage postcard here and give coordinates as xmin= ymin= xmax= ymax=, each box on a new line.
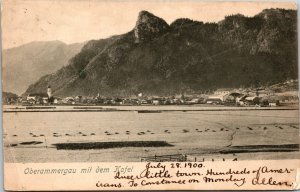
xmin=2 ymin=0 xmax=299 ymax=190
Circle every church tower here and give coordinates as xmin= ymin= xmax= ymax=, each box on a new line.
xmin=47 ymin=86 xmax=52 ymax=98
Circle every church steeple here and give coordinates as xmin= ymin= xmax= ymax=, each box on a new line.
xmin=47 ymin=86 xmax=52 ymax=98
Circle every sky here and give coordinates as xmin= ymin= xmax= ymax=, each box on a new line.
xmin=1 ymin=0 xmax=297 ymax=49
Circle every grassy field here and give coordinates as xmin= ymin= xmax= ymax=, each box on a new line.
xmin=3 ymin=108 xmax=299 ymax=162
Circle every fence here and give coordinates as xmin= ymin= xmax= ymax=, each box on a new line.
xmin=141 ymin=154 xmax=187 ymax=162
xmin=141 ymin=154 xmax=238 ymax=162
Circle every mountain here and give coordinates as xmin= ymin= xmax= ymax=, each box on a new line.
xmin=25 ymin=9 xmax=297 ymax=97
xmin=2 ymin=91 xmax=18 ymax=104
xmin=2 ymin=41 xmax=84 ymax=94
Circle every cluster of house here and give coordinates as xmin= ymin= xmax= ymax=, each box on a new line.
xmin=4 ymin=82 xmax=298 ymax=107
xmin=206 ymin=88 xmax=298 ymax=106
xmin=13 ymin=87 xmax=296 ymax=107
xmin=23 ymin=94 xmax=201 ymax=105
xmin=25 ymin=86 xmax=55 ymax=104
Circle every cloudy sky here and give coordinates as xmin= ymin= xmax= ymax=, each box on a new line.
xmin=2 ymin=0 xmax=296 ymax=49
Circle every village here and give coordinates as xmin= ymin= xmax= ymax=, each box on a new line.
xmin=4 ymin=80 xmax=299 ymax=107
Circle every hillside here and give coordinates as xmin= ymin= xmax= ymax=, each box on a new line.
xmin=25 ymin=9 xmax=297 ymax=97
xmin=2 ymin=41 xmax=84 ymax=94
xmin=2 ymin=91 xmax=18 ymax=104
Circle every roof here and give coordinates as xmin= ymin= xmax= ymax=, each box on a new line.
xmin=64 ymin=97 xmax=74 ymax=100
xmin=215 ymin=88 xmax=232 ymax=92
xmin=230 ymin=92 xmax=243 ymax=97
xmin=28 ymin=93 xmax=48 ymax=97
xmin=245 ymin=96 xmax=260 ymax=101
xmin=208 ymin=95 xmax=224 ymax=99
xmin=206 ymin=98 xmax=222 ymax=101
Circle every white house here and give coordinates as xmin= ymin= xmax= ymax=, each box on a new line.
xmin=27 ymin=93 xmax=49 ymax=103
xmin=63 ymin=97 xmax=75 ymax=104
xmin=207 ymin=88 xmax=232 ymax=102
xmin=214 ymin=88 xmax=232 ymax=95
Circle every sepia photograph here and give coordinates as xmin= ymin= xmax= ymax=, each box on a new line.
xmin=1 ymin=0 xmax=300 ymax=191
xmin=2 ymin=0 xmax=300 ymax=190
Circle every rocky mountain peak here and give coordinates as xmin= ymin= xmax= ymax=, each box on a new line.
xmin=134 ymin=10 xmax=170 ymax=43
xmin=170 ymin=18 xmax=203 ymax=29
xmin=24 ymin=9 xmax=297 ymax=97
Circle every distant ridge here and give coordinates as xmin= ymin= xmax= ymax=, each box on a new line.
xmin=3 ymin=41 xmax=85 ymax=94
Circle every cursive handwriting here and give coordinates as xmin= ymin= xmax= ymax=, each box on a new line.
xmin=203 ymin=175 xmax=246 ymax=187
xmin=252 ymin=166 xmax=293 ymax=187
xmin=206 ymin=168 xmax=250 ymax=176
xmin=105 ymin=163 xmax=296 ymax=189
xmin=114 ymin=162 xmax=172 ymax=183
xmin=96 ymin=181 xmax=122 ymax=188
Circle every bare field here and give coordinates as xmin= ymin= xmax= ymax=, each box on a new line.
xmin=3 ymin=107 xmax=299 ymax=162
